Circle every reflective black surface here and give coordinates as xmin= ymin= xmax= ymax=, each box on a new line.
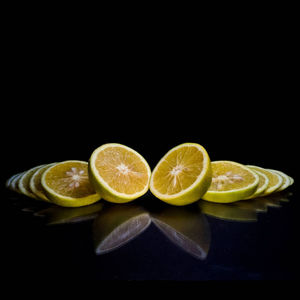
xmin=3 ymin=188 xmax=296 ymax=281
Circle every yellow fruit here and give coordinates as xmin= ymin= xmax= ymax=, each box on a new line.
xmin=89 ymin=143 xmax=151 ymax=203
xmin=18 ymin=165 xmax=46 ymax=199
xmin=149 ymin=143 xmax=212 ymax=206
xmin=269 ymin=169 xmax=290 ymax=192
xmin=30 ymin=163 xmax=57 ymax=202
xmin=202 ymin=161 xmax=259 ymax=203
xmin=41 ymin=160 xmax=101 ymax=207
xmin=247 ymin=166 xmax=282 ymax=196
xmin=244 ymin=169 xmax=269 ymax=199
xmin=10 ymin=172 xmax=25 ymax=193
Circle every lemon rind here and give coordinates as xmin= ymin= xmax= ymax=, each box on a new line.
xmin=18 ymin=165 xmax=46 ymax=199
xmin=41 ymin=160 xmax=101 ymax=207
xmin=202 ymin=161 xmax=259 ymax=203
xmin=247 ymin=165 xmax=283 ymax=196
xmin=149 ymin=143 xmax=212 ymax=204
xmin=89 ymin=143 xmax=151 ymax=202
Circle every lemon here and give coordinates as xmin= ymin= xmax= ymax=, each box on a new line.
xmin=149 ymin=143 xmax=212 ymax=206
xmin=6 ymin=173 xmax=22 ymax=191
xmin=30 ymin=163 xmax=57 ymax=202
xmin=289 ymin=176 xmax=294 ymax=186
xmin=41 ymin=160 xmax=101 ymax=207
xmin=247 ymin=165 xmax=283 ymax=196
xmin=202 ymin=161 xmax=259 ymax=203
xmin=244 ymin=169 xmax=269 ymax=199
xmin=268 ymin=169 xmax=290 ymax=192
xmin=18 ymin=165 xmax=47 ymax=199
xmin=89 ymin=143 xmax=151 ymax=204
xmin=10 ymin=172 xmax=25 ymax=193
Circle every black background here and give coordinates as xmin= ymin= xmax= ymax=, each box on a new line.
xmin=1 ymin=8 xmax=299 ymax=287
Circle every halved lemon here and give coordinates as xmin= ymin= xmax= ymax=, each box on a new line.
xmin=41 ymin=160 xmax=101 ymax=207
xmin=268 ymin=169 xmax=290 ymax=192
xmin=202 ymin=161 xmax=259 ymax=203
xmin=18 ymin=165 xmax=46 ymax=199
xmin=244 ymin=169 xmax=269 ymax=199
xmin=149 ymin=143 xmax=212 ymax=206
xmin=247 ymin=165 xmax=283 ymax=196
xmin=89 ymin=144 xmax=151 ymax=203
xmin=30 ymin=163 xmax=57 ymax=202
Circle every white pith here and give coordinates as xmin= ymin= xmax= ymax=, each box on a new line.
xmin=41 ymin=160 xmax=99 ymax=201
xmin=90 ymin=144 xmax=151 ymax=199
xmin=150 ymin=143 xmax=210 ymax=200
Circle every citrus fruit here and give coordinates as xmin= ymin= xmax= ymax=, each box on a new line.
xmin=247 ymin=165 xmax=283 ymax=196
xmin=41 ymin=160 xmax=101 ymax=207
xmin=89 ymin=143 xmax=151 ymax=203
xmin=93 ymin=204 xmax=151 ymax=254
xmin=149 ymin=143 xmax=212 ymax=206
xmin=6 ymin=173 xmax=22 ymax=190
xmin=202 ymin=161 xmax=259 ymax=203
xmin=10 ymin=172 xmax=25 ymax=193
xmin=289 ymin=176 xmax=294 ymax=186
xmin=30 ymin=163 xmax=57 ymax=202
xmin=244 ymin=169 xmax=269 ymax=199
xmin=18 ymin=165 xmax=46 ymax=199
xmin=269 ymin=169 xmax=290 ymax=192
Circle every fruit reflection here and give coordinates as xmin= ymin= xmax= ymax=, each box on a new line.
xmin=150 ymin=203 xmax=211 ymax=260
xmin=198 ymin=200 xmax=258 ymax=222
xmin=93 ymin=203 xmax=151 ymax=255
xmin=35 ymin=202 xmax=104 ymax=225
xmin=198 ymin=192 xmax=291 ymax=222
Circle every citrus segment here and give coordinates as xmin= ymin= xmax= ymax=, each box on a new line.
xmin=42 ymin=160 xmax=101 ymax=207
xmin=247 ymin=165 xmax=282 ymax=196
xmin=202 ymin=161 xmax=259 ymax=203
xmin=89 ymin=144 xmax=151 ymax=203
xmin=18 ymin=165 xmax=46 ymax=199
xmin=150 ymin=143 xmax=212 ymax=206
xmin=30 ymin=163 xmax=57 ymax=202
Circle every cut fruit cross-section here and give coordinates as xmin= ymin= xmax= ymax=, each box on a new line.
xmin=150 ymin=143 xmax=212 ymax=206
xmin=89 ymin=144 xmax=151 ymax=203
xmin=202 ymin=161 xmax=259 ymax=203
xmin=247 ymin=165 xmax=283 ymax=196
xmin=42 ymin=160 xmax=101 ymax=207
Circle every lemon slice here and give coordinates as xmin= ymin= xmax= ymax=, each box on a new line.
xmin=18 ymin=165 xmax=47 ymax=199
xmin=89 ymin=144 xmax=151 ymax=203
xmin=289 ymin=176 xmax=294 ymax=186
xmin=10 ymin=172 xmax=25 ymax=193
xmin=202 ymin=161 xmax=259 ymax=203
xmin=244 ymin=169 xmax=269 ymax=199
xmin=247 ymin=166 xmax=283 ymax=196
xmin=6 ymin=173 xmax=22 ymax=190
xmin=41 ymin=160 xmax=101 ymax=207
xmin=30 ymin=163 xmax=57 ymax=202
xmin=268 ymin=169 xmax=290 ymax=192
xmin=149 ymin=143 xmax=212 ymax=206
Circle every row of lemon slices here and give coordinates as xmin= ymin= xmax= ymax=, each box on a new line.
xmin=6 ymin=143 xmax=294 ymax=207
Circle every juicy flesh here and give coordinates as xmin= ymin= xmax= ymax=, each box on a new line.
xmin=95 ymin=147 xmax=149 ymax=194
xmin=153 ymin=146 xmax=204 ymax=195
xmin=250 ymin=167 xmax=280 ymax=189
xmin=209 ymin=162 xmax=256 ymax=191
xmin=45 ymin=162 xmax=96 ymax=198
